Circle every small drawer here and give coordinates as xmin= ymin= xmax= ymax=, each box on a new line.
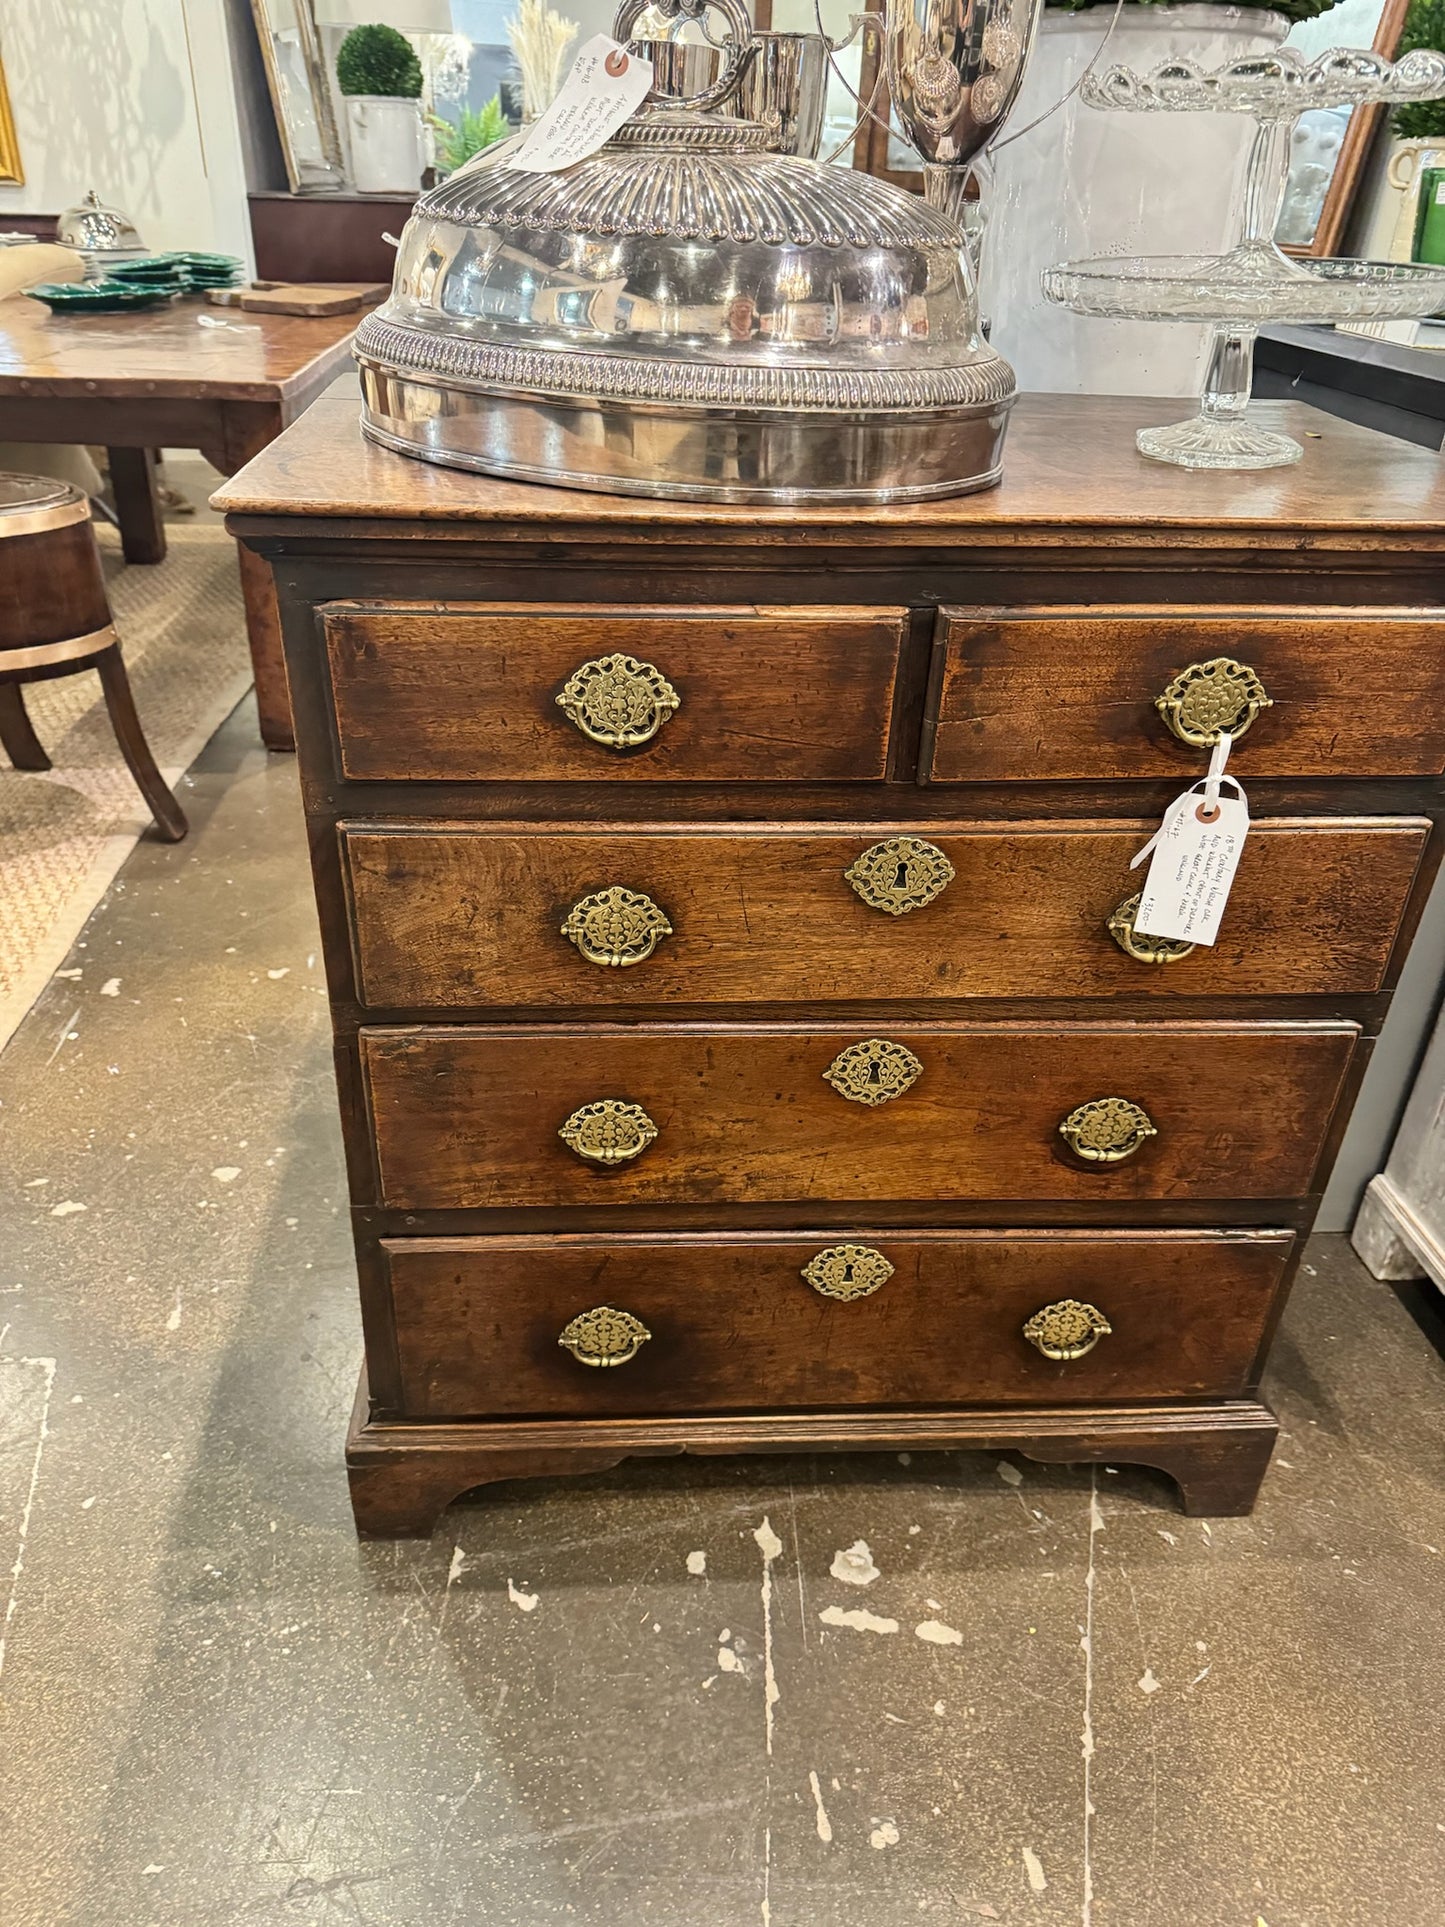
xmin=322 ymin=602 xmax=905 ymax=782
xmin=381 ymin=1228 xmax=1296 ymax=1417
xmin=360 ymin=1019 xmax=1358 ymax=1210
xmin=342 ymin=818 xmax=1428 ymax=1008
xmin=922 ymin=607 xmax=1445 ymax=782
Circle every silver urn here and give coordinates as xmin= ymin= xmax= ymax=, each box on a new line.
xmin=354 ymin=0 xmax=1040 ymax=503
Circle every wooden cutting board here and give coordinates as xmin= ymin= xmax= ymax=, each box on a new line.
xmin=228 ymin=282 xmax=389 ymax=316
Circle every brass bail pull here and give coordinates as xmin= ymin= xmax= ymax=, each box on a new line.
xmin=1156 ymin=657 xmax=1272 ymax=749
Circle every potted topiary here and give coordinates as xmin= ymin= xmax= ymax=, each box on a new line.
xmin=336 ymin=22 xmax=425 ymax=195
xmin=1377 ymin=0 xmax=1445 ymax=256
xmin=987 ymin=0 xmax=1344 ymax=397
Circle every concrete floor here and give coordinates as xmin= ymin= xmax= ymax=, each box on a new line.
xmin=2 ymin=702 xmax=1444 ymax=1927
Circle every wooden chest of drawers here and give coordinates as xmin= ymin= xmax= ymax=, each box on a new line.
xmin=217 ymin=393 xmax=1445 ymax=1537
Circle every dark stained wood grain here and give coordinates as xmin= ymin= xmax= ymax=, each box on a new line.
xmin=323 ymin=603 xmax=905 ymax=782
xmin=0 ymin=519 xmax=110 ymax=651
xmin=106 ymin=447 xmax=166 ymax=565
xmin=924 ymin=607 xmax=1445 ymax=782
xmin=342 ymin=819 xmax=1428 ymax=1008
xmin=361 ymin=1021 xmax=1357 ymax=1210
xmin=214 ymin=392 xmax=1445 ymax=545
xmin=346 ymin=1372 xmax=1281 ymax=1534
xmin=382 ymin=1229 xmax=1295 ymax=1418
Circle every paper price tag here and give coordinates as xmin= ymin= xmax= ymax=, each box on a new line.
xmin=1129 ymin=776 xmax=1250 ymax=947
xmin=511 ymin=36 xmax=654 ymax=175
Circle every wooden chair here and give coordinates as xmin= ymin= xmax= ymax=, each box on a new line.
xmin=0 ymin=472 xmax=187 ymax=841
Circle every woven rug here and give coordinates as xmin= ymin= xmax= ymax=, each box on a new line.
xmin=0 ymin=520 xmax=252 ymax=1051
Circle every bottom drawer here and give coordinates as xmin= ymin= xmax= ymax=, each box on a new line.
xmin=383 ymin=1228 xmax=1295 ymax=1418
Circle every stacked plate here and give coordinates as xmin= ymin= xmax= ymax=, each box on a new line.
xmin=28 ymin=251 xmax=246 ymax=314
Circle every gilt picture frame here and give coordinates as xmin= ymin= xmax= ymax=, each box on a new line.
xmin=0 ymin=44 xmax=24 ymax=186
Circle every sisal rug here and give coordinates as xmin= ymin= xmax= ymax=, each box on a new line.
xmin=0 ymin=519 xmax=253 ymax=1052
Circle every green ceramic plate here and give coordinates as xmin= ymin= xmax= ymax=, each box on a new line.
xmin=27 ymin=281 xmax=176 ymax=313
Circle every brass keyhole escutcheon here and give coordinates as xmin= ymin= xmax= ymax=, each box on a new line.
xmin=1023 ymin=1299 xmax=1112 ymax=1362
xmin=822 ymin=1038 xmax=924 ymax=1106
xmin=802 ymin=1244 xmax=895 ymax=1301
xmin=1107 ymin=893 xmax=1196 ymax=966
xmin=844 ymin=836 xmax=955 ymax=916
xmin=1156 ymin=657 xmax=1272 ymax=748
xmin=558 ymin=1305 xmax=652 ymax=1367
xmin=1058 ymin=1097 xmax=1158 ymax=1164
xmin=559 ymin=1099 xmax=658 ymax=1166
xmin=561 ymin=886 xmax=673 ymax=967
xmin=556 ymin=653 xmax=680 ymax=749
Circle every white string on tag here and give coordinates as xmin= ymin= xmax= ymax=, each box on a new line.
xmin=1200 ymin=731 xmax=1231 ymax=817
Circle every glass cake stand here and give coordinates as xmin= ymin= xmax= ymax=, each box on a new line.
xmin=1042 ymin=49 xmax=1445 ymax=469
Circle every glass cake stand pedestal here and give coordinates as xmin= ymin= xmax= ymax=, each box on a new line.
xmin=1042 ymin=49 xmax=1445 ymax=469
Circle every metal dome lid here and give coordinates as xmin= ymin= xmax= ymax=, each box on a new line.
xmin=355 ymin=0 xmax=1010 ymax=421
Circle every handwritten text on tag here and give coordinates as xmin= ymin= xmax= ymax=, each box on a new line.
xmin=1130 ymin=778 xmax=1250 ymax=947
xmin=511 ymin=36 xmax=654 ymax=175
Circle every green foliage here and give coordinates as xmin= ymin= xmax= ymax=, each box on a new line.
xmin=1044 ymin=0 xmax=1342 ymax=19
xmin=428 ymin=96 xmax=510 ymax=172
xmin=1394 ymin=0 xmax=1445 ymax=138
xmin=336 ymin=22 xmax=423 ymax=98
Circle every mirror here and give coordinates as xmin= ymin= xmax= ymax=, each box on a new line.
xmin=251 ymin=0 xmax=346 ymax=194
xmin=1276 ymin=0 xmax=1409 ymax=253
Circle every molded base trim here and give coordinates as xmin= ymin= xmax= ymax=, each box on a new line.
xmin=345 ymin=1371 xmax=1278 ymax=1537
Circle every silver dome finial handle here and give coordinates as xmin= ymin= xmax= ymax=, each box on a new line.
xmin=615 ymin=0 xmax=756 ymax=114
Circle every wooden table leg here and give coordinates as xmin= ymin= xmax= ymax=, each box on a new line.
xmin=0 ymin=683 xmax=52 ymax=770
xmin=96 ymin=647 xmax=188 ymax=841
xmin=236 ymin=543 xmax=294 ymax=752
xmin=106 ymin=448 xmax=167 ymax=564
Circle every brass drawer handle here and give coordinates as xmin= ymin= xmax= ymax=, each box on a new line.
xmin=556 ymin=653 xmax=680 ymax=749
xmin=559 ymin=1099 xmax=658 ymax=1165
xmin=802 ymin=1243 xmax=895 ymax=1300
xmin=1023 ymin=1299 xmax=1113 ymax=1362
xmin=1059 ymin=1097 xmax=1158 ymax=1164
xmin=1156 ymin=656 xmax=1272 ymax=748
xmin=561 ymin=886 xmax=673 ymax=967
xmin=1107 ymin=892 xmax=1196 ymax=966
xmin=845 ymin=836 xmax=955 ymax=916
xmin=558 ymin=1305 xmax=652 ymax=1367
xmin=823 ymin=1038 xmax=923 ymax=1106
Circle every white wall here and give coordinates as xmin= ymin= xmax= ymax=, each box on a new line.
xmin=0 ymin=0 xmax=253 ymax=266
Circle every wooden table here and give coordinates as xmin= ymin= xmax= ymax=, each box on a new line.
xmin=219 ymin=394 xmax=1445 ymax=1535
xmin=0 ymin=294 xmax=368 ymax=749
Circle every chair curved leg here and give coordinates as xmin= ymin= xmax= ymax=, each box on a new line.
xmin=95 ymin=648 xmax=188 ymax=842
xmin=0 ymin=683 xmax=52 ymax=771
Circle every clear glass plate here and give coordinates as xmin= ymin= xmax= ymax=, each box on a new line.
xmin=1043 ymin=249 xmax=1445 ymax=324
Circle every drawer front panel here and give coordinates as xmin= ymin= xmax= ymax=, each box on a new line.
xmin=384 ymin=1228 xmax=1296 ymax=1417
xmin=923 ymin=608 xmax=1445 ymax=782
xmin=343 ymin=820 xmax=1427 ymax=1007
xmin=323 ymin=603 xmax=905 ymax=782
xmin=361 ymin=1021 xmax=1358 ymax=1209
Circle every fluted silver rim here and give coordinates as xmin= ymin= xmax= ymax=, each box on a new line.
xmin=355 ymin=312 xmax=1015 ymax=414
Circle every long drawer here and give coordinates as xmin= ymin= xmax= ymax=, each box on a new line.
xmin=343 ymin=819 xmax=1428 ymax=1007
xmin=922 ymin=607 xmax=1445 ymax=782
xmin=322 ymin=603 xmax=906 ymax=782
xmin=382 ymin=1228 xmax=1296 ymax=1417
xmin=360 ymin=1020 xmax=1359 ymax=1209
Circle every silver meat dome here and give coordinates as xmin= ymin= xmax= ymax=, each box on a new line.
xmin=355 ymin=4 xmax=1015 ymax=503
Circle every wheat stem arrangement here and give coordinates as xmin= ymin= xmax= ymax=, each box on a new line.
xmin=507 ymin=0 xmax=579 ymax=120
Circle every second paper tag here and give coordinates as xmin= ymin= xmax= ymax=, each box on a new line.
xmin=1131 ymin=778 xmax=1250 ymax=947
